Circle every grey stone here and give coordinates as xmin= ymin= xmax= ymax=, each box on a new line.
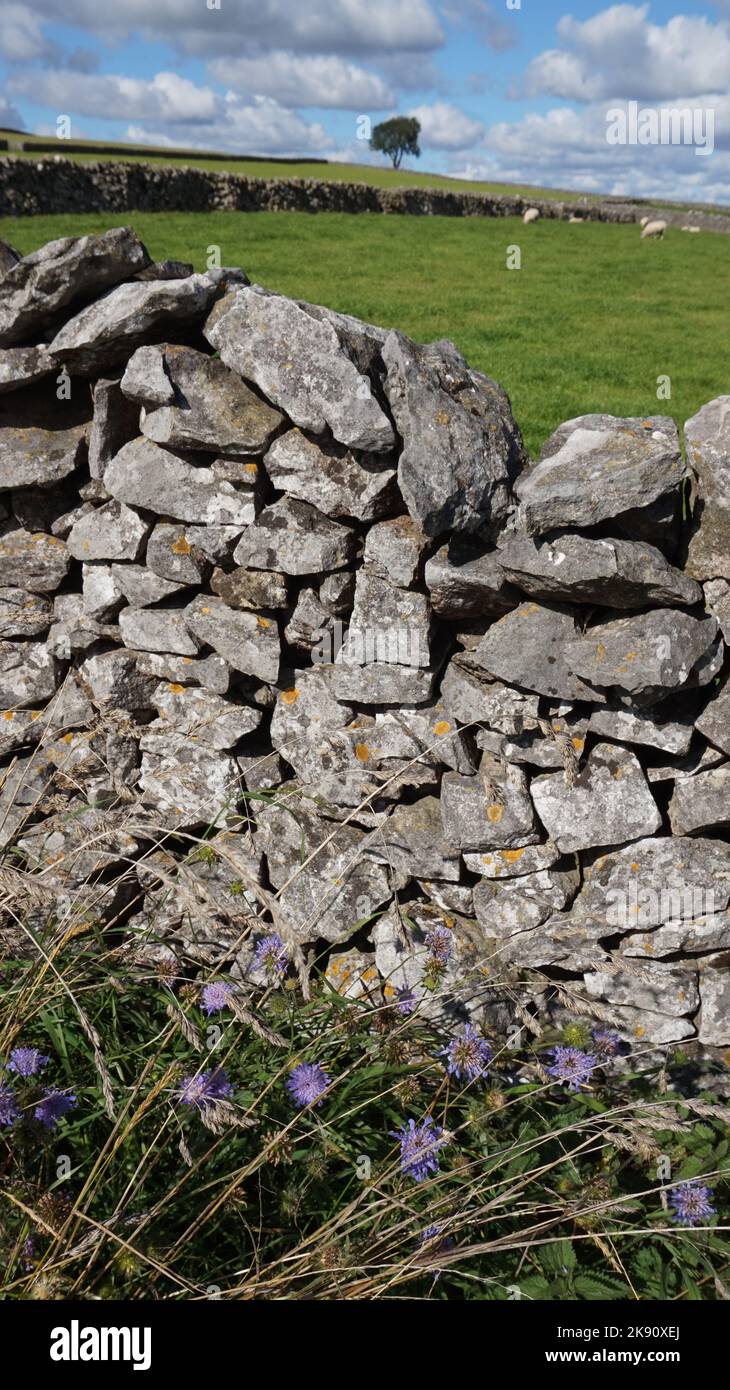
xmin=211 ymin=565 xmax=288 ymax=611
xmin=238 ymin=745 xmax=286 ymax=793
xmin=583 ymin=961 xmax=698 ymax=1018
xmin=319 ymin=570 xmax=355 ymax=618
xmin=372 ymin=902 xmax=510 ymax=1031
xmin=485 ymin=910 xmax=609 ymax=974
xmin=417 ymin=879 xmax=476 ymax=918
xmin=284 ymin=588 xmax=333 ymax=652
xmin=622 ymin=911 xmax=730 ymax=958
xmin=105 ymin=437 xmax=257 ymax=526
xmin=18 ymin=805 xmax=140 ymax=884
xmin=67 ymin=500 xmax=150 ymax=562
xmin=463 ymin=840 xmax=561 ymax=878
xmin=669 ymin=765 xmax=730 ymax=834
xmin=48 ymin=595 xmax=120 ymax=657
xmin=517 ymin=415 xmax=686 ymax=539
xmin=79 ymin=649 xmax=158 ymax=710
xmin=0 ymin=641 xmax=58 ymax=707
xmin=232 ymin=497 xmax=359 ymax=575
xmin=332 ymin=653 xmax=438 ymax=706
xmin=264 ymin=427 xmax=396 ymax=521
xmin=11 ymin=480 xmax=82 ymax=535
xmin=472 ymin=602 xmax=603 ymax=702
xmin=185 ymin=595 xmax=280 ymax=683
xmin=382 ymin=331 xmax=521 ymax=535
xmin=441 ymin=658 xmax=540 ymax=732
xmin=694 ymin=673 xmax=730 ymax=755
xmin=0 ymin=528 xmax=70 ymax=592
xmin=119 ymin=606 xmax=202 ymax=657
xmin=324 ymin=950 xmax=381 ymax=1002
xmin=0 ymin=227 xmax=150 ymax=346
xmin=141 ymin=344 xmax=283 ymax=454
xmin=134 ymin=259 xmax=194 ymax=282
xmin=47 ymin=272 xmax=221 ymax=375
xmin=149 ymin=682 xmax=262 ymax=750
xmin=363 ymin=515 xmax=429 ymax=588
xmin=0 ymin=345 xmax=54 ymax=394
xmin=0 ymin=588 xmax=52 ymax=638
xmin=110 ymin=563 xmax=188 ymax=608
xmin=697 ymin=964 xmax=730 ymax=1045
xmin=145 ymin=522 xmax=244 ymax=583
xmin=81 ymin=564 xmax=124 ymax=622
xmin=588 ymin=705 xmax=694 ymax=755
xmin=566 ymin=609 xmax=720 ymax=706
xmin=0 ymin=239 xmax=20 ymax=276
xmin=88 ymin=377 xmax=140 ymax=480
xmin=684 ymin=396 xmax=730 ymax=581
xmin=646 ymin=744 xmax=725 ymax=783
xmin=120 ymin=345 xmax=175 ymax=406
xmin=365 ymin=796 xmax=463 ymax=881
xmin=0 ymin=413 xmax=87 ymax=490
xmin=474 ymin=863 xmax=580 ymax=939
xmin=498 ymin=531 xmax=701 ymax=607
xmin=205 ymin=285 xmax=394 ymax=453
xmin=139 ymin=732 xmax=242 ymax=825
xmin=51 ymin=500 xmax=95 ymax=539
xmin=703 ymin=579 xmax=730 ymax=643
xmin=136 ymin=651 xmax=230 ymax=695
xmin=270 ymin=665 xmax=353 ymax=748
xmin=253 ymin=800 xmax=392 ymax=945
xmin=531 ymin=742 xmax=661 ymax=852
xmin=337 ymin=570 xmax=432 ymax=668
xmin=441 ymin=756 xmax=538 ymax=851
xmin=425 ymin=539 xmax=517 ymax=617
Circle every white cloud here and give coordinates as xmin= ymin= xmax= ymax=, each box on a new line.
xmin=125 ymin=96 xmax=332 ymax=157
xmin=409 ymin=101 xmax=484 ymax=149
xmin=24 ymin=0 xmax=445 ymax=57
xmin=8 ymin=70 xmax=221 ymax=124
xmin=0 ymin=96 xmax=26 ymax=130
xmin=525 ymin=5 xmax=730 ymax=103
xmin=0 ymin=3 xmax=57 ymax=62
xmin=440 ymin=0 xmax=517 ymax=53
xmin=208 ymin=51 xmax=393 ymax=110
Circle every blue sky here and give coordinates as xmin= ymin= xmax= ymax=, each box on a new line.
xmin=1 ymin=1 xmax=729 ymax=200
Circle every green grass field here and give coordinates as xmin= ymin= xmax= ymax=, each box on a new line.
xmin=3 ymin=209 xmax=727 ymax=457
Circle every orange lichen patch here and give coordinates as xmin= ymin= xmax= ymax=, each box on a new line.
xmin=642 ymin=942 xmax=655 ymax=953
xmin=61 ymin=732 xmax=74 ymax=744
xmin=171 ymin=535 xmax=192 ymax=554
xmin=624 ymin=651 xmax=636 ymax=662
xmin=354 ymin=743 xmax=370 ymax=762
xmin=502 ymin=848 xmax=525 ymax=863
xmin=257 ymin=616 xmax=270 ymax=629
xmin=167 ymin=683 xmax=185 ymax=693
xmin=634 ymin=1025 xmax=645 ymax=1038
xmin=330 ymin=960 xmax=341 ymax=974
xmin=2 ymin=710 xmax=14 ymax=721
xmin=362 ymin=967 xmax=377 ymax=982
xmin=595 ymin=641 xmax=607 ymax=661
xmin=280 ymin=688 xmax=299 ymax=705
xmin=630 ymin=862 xmax=640 ymax=872
xmin=486 ymin=803 xmax=504 ymax=824
xmin=481 ymin=854 xmax=493 ymax=865
xmin=200 ymin=605 xmax=210 ymax=614
xmin=434 ymin=409 xmax=450 ymax=425
xmin=433 ymin=720 xmax=450 ymax=736
xmin=479 ymin=965 xmax=491 ymax=977
xmin=572 ymin=737 xmax=585 ymax=752
xmin=244 ymin=463 xmax=258 ymax=474
xmin=30 ymin=711 xmax=41 ymax=720
xmin=383 ymin=983 xmax=396 ymax=999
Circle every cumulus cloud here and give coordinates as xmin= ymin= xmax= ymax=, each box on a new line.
xmin=440 ymin=0 xmax=517 ymax=53
xmin=0 ymin=3 xmax=58 ymax=63
xmin=24 ymin=0 xmax=445 ymax=57
xmin=8 ymin=70 xmax=221 ymax=124
xmin=208 ymin=51 xmax=393 ymax=110
xmin=0 ymin=96 xmax=26 ymax=131
xmin=524 ymin=5 xmax=730 ymax=103
xmin=409 ymin=101 xmax=484 ymax=149
xmin=125 ymin=96 xmax=332 ymax=157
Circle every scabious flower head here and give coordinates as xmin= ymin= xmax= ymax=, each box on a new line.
xmin=591 ymin=1028 xmax=623 ymax=1058
xmin=0 ymin=1082 xmax=19 ymax=1128
xmin=392 ymin=1116 xmax=447 ymax=1183
xmin=441 ymin=1025 xmax=492 ymax=1082
xmin=253 ymin=933 xmax=288 ymax=981
xmin=548 ymin=1046 xmax=598 ymax=1092
xmin=200 ymin=981 xmax=232 ymax=1016
xmin=669 ymin=1180 xmax=716 ymax=1227
xmin=426 ymin=925 xmax=452 ymax=967
xmin=7 ymin=1047 xmax=50 ymax=1077
xmin=33 ymin=1090 xmax=77 ymax=1130
xmin=177 ymin=1067 xmax=233 ymax=1112
xmin=394 ymin=985 xmax=417 ymax=1016
xmin=286 ymin=1062 xmax=331 ymax=1108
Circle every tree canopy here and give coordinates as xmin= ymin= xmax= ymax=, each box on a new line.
xmin=370 ymin=116 xmax=421 ymax=169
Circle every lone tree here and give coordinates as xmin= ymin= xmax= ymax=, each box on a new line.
xmin=370 ymin=116 xmax=421 ymax=169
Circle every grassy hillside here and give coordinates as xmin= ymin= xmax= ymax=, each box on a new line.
xmin=2 ymin=209 xmax=727 ymax=457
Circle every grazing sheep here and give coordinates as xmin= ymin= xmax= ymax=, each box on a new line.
xmin=569 ymin=215 xmax=584 ymax=223
xmin=639 ymin=216 xmax=651 ymax=227
xmin=641 ymin=219 xmax=667 ymax=240
xmin=523 ymin=208 xmax=540 ymax=225
xmin=689 ymin=225 xmax=701 ymax=233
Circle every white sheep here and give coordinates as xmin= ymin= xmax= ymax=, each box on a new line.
xmin=523 ymin=208 xmax=540 ymax=225
xmin=639 ymin=216 xmax=651 ymax=227
xmin=689 ymin=225 xmax=701 ymax=233
xmin=641 ymin=219 xmax=667 ymax=240
xmin=569 ymin=215 xmax=584 ymax=223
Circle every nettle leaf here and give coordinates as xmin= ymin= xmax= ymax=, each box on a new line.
xmin=574 ymin=1274 xmax=628 ymax=1299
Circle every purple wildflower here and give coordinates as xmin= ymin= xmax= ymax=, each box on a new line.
xmin=548 ymin=1046 xmax=598 ymax=1092
xmin=177 ymin=1067 xmax=233 ymax=1112
xmin=33 ymin=1090 xmax=77 ymax=1130
xmin=253 ymin=933 xmax=288 ymax=981
xmin=395 ymin=985 xmax=417 ymax=1016
xmin=392 ymin=1116 xmax=447 ymax=1183
xmin=441 ymin=1025 xmax=492 ymax=1082
xmin=418 ymin=1223 xmax=455 ymax=1277
xmin=287 ymin=1062 xmax=331 ymax=1108
xmin=669 ymin=1181 xmax=716 ymax=1227
xmin=591 ymin=1029 xmax=622 ymax=1059
xmin=200 ymin=981 xmax=232 ymax=1016
xmin=426 ymin=925 xmax=452 ymax=967
xmin=7 ymin=1047 xmax=49 ymax=1077
xmin=0 ymin=1082 xmax=19 ymax=1127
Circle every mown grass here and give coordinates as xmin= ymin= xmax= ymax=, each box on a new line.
xmin=2 ymin=210 xmax=728 ymax=457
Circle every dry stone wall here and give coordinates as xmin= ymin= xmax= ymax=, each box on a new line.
xmin=2 ymin=155 xmax=730 ymax=233
xmin=1 ymin=226 xmax=730 ymax=1056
